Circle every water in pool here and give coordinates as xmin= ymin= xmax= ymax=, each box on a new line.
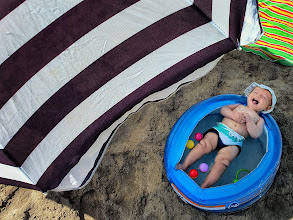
xmin=179 ymin=109 xmax=267 ymax=187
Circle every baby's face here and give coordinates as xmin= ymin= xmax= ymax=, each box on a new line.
xmin=247 ymin=87 xmax=272 ymax=112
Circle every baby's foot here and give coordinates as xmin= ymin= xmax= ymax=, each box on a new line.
xmin=175 ymin=163 xmax=184 ymax=170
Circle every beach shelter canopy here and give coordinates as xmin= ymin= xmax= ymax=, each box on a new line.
xmin=0 ymin=0 xmax=261 ymax=192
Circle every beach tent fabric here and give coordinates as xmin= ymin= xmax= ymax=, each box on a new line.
xmin=0 ymin=0 xmax=261 ymax=192
xmin=242 ymin=0 xmax=293 ymax=66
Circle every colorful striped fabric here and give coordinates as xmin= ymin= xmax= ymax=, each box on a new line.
xmin=0 ymin=0 xmax=261 ymax=192
xmin=242 ymin=0 xmax=293 ymax=66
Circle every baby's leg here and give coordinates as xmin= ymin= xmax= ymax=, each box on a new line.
xmin=201 ymin=145 xmax=239 ymax=188
xmin=176 ymin=132 xmax=218 ymax=171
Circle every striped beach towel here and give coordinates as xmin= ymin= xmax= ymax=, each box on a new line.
xmin=0 ymin=0 xmax=261 ymax=192
xmin=242 ymin=0 xmax=293 ymax=66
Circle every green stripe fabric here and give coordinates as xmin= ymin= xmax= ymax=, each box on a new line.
xmin=242 ymin=0 xmax=293 ymax=66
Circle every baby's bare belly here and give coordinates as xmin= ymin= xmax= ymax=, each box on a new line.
xmin=222 ymin=118 xmax=249 ymax=138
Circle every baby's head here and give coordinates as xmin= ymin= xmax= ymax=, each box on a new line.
xmin=244 ymin=82 xmax=276 ymax=114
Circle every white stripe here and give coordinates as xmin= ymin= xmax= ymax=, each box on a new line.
xmin=22 ymin=22 xmax=227 ymax=183
xmin=55 ymin=57 xmax=223 ymax=190
xmin=0 ymin=164 xmax=34 ymax=184
xmin=0 ymin=0 xmax=192 ymax=149
xmin=212 ymin=0 xmax=231 ymax=37
xmin=0 ymin=0 xmax=83 ymax=65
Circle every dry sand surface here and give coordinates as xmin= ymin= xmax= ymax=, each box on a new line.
xmin=0 ymin=50 xmax=292 ymax=220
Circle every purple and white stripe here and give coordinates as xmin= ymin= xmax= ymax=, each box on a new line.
xmin=0 ymin=0 xmax=261 ymax=191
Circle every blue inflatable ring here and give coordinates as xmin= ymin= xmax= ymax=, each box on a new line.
xmin=164 ymin=94 xmax=282 ymax=212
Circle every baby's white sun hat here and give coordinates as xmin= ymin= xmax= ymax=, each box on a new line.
xmin=244 ymin=82 xmax=276 ymax=114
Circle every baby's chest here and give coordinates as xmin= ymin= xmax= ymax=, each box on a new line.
xmin=236 ymin=106 xmax=260 ymax=122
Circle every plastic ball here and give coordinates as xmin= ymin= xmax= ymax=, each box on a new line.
xmin=189 ymin=169 xmax=198 ymax=179
xmin=186 ymin=140 xmax=195 ymax=149
xmin=199 ymin=163 xmax=209 ymax=173
xmin=195 ymin=132 xmax=203 ymax=141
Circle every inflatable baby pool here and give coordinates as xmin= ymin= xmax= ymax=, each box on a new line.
xmin=164 ymin=94 xmax=282 ymax=212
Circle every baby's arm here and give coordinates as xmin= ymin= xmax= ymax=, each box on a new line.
xmin=242 ymin=113 xmax=264 ymax=138
xmin=220 ymin=104 xmax=245 ymax=123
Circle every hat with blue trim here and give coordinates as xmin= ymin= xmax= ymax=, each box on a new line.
xmin=244 ymin=82 xmax=276 ymax=114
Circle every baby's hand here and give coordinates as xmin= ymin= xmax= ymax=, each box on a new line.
xmin=233 ymin=112 xmax=246 ymax=123
xmin=242 ymin=112 xmax=252 ymax=123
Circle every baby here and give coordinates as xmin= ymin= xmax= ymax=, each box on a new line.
xmin=176 ymin=82 xmax=277 ymax=188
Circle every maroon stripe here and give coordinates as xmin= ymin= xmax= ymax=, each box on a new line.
xmin=0 ymin=177 xmax=40 ymax=191
xmin=193 ymin=0 xmax=212 ymax=20
xmin=0 ymin=150 xmax=17 ymax=166
xmin=0 ymin=0 xmax=140 ymax=109
xmin=134 ymin=39 xmax=235 ymax=97
xmin=0 ymin=0 xmax=25 ymax=20
xmin=229 ymin=0 xmax=248 ymax=46
xmin=5 ymin=6 xmax=209 ymax=166
xmin=37 ymin=136 xmax=111 ymax=191
xmin=36 ymin=39 xmax=235 ymax=191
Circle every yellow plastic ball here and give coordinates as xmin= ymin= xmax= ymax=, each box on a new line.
xmin=186 ymin=140 xmax=195 ymax=149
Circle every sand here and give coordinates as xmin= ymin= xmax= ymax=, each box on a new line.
xmin=0 ymin=50 xmax=292 ymax=220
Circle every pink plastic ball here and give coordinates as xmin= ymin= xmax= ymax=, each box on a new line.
xmin=195 ymin=132 xmax=203 ymax=141
xmin=199 ymin=163 xmax=209 ymax=173
xmin=189 ymin=169 xmax=198 ymax=179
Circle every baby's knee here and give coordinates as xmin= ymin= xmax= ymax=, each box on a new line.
xmin=198 ymin=139 xmax=212 ymax=154
xmin=215 ymin=154 xmax=231 ymax=167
